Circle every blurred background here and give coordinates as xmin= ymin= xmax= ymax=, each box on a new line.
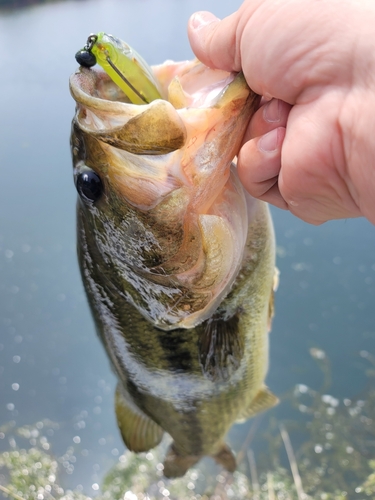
xmin=0 ymin=0 xmax=374 ymax=498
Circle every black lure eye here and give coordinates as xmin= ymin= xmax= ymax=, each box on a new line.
xmin=76 ymin=171 xmax=103 ymax=202
xmin=75 ymin=49 xmax=97 ymax=68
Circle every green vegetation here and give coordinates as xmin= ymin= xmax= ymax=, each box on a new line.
xmin=0 ymin=350 xmax=374 ymax=499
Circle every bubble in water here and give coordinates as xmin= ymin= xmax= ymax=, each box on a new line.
xmin=296 ymin=384 xmax=309 ymax=394
xmin=124 ymin=492 xmax=137 ymax=500
xmin=310 ymin=348 xmax=326 ymax=359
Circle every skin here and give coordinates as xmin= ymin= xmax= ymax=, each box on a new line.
xmin=188 ymin=0 xmax=375 ymax=225
xmin=70 ymin=65 xmax=278 ymax=476
xmin=77 ymin=195 xmax=276 ymax=476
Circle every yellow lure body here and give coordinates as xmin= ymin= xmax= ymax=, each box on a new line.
xmin=91 ymin=32 xmax=163 ymax=104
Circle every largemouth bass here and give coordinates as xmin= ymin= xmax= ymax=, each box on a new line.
xmin=70 ymin=48 xmax=278 ymax=477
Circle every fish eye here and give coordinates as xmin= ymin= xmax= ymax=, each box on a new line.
xmin=76 ymin=170 xmax=103 ymax=202
xmin=75 ymin=49 xmax=97 ymax=68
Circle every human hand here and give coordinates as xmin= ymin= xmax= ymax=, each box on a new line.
xmin=188 ymin=0 xmax=375 ymax=225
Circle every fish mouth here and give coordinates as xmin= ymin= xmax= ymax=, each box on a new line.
xmin=69 ymin=60 xmax=252 ymax=155
xmin=71 ymin=61 xmax=261 ymax=329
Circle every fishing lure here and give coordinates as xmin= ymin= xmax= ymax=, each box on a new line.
xmin=75 ymin=32 xmax=163 ymax=105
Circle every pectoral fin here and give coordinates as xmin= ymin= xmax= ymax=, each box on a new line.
xmin=198 ymin=312 xmax=244 ymax=382
xmin=236 ymin=386 xmax=279 ymax=422
xmin=115 ymin=384 xmax=164 ymax=452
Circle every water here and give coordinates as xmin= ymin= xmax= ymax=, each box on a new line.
xmin=0 ymin=0 xmax=374 ymax=498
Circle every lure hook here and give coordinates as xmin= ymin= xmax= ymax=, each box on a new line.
xmin=85 ymin=34 xmax=98 ymax=52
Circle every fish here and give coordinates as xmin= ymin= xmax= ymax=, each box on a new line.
xmin=69 ymin=48 xmax=278 ymax=478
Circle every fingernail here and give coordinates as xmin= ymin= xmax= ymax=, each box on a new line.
xmin=190 ymin=11 xmax=219 ymax=30
xmin=264 ymin=99 xmax=280 ymax=123
xmin=258 ymin=129 xmax=279 ymax=152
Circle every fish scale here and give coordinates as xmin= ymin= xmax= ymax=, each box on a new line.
xmin=70 ymin=48 xmax=278 ymax=477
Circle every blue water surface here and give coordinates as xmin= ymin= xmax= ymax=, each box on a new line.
xmin=0 ymin=0 xmax=374 ymax=495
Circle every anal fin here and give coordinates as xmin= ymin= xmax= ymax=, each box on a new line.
xmin=236 ymin=386 xmax=279 ymax=422
xmin=115 ymin=384 xmax=164 ymax=453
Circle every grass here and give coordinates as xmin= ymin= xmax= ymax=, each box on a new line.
xmin=0 ymin=349 xmax=374 ymax=500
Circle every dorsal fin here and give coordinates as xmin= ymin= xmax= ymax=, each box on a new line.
xmin=115 ymin=384 xmax=164 ymax=452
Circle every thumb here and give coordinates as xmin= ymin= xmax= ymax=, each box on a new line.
xmin=188 ymin=11 xmax=241 ymax=72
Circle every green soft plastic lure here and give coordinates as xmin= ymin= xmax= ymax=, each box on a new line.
xmin=75 ymin=32 xmax=163 ymax=105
